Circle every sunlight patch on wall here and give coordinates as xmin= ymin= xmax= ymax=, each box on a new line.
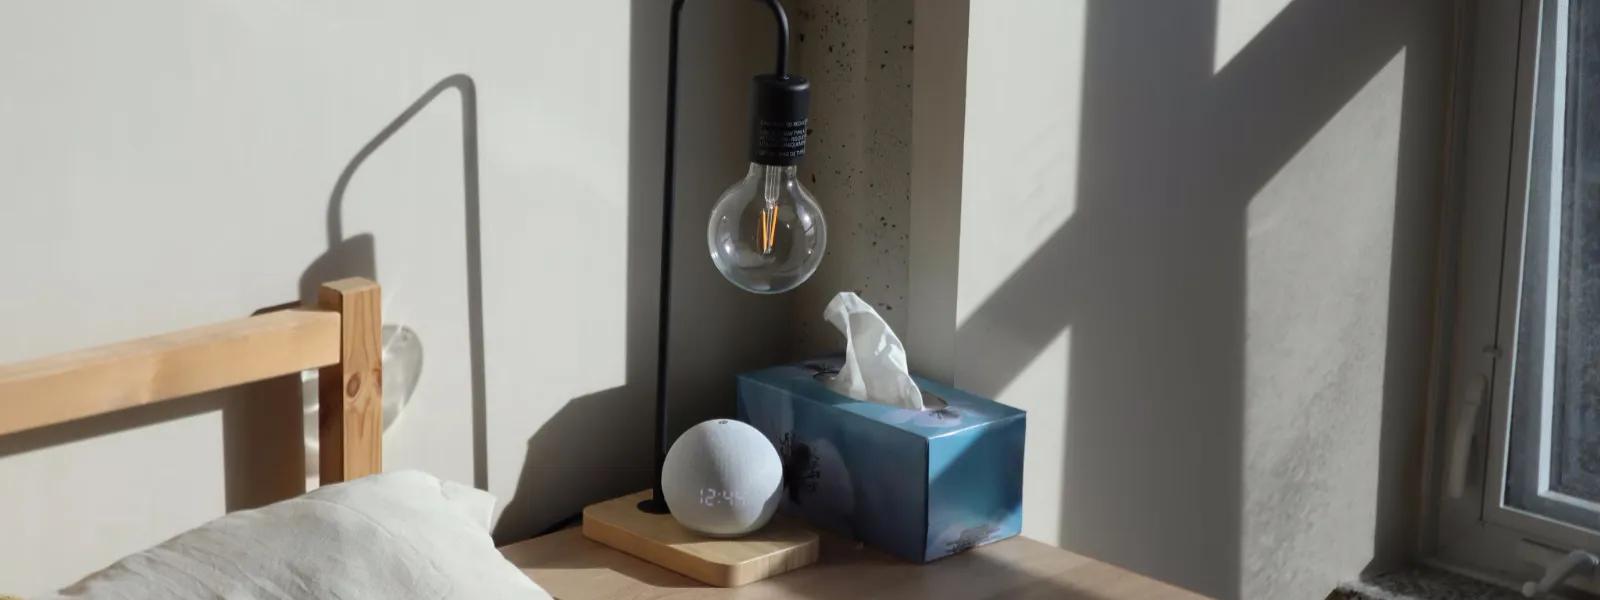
xmin=1241 ymin=48 xmax=1403 ymax=598
xmin=1214 ymin=0 xmax=1296 ymax=74
xmin=955 ymin=0 xmax=1085 ymax=327
xmin=978 ymin=327 xmax=1070 ymax=546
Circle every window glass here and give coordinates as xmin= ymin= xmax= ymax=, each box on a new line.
xmin=1507 ymin=0 xmax=1600 ymax=530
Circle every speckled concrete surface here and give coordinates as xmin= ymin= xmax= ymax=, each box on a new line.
xmin=787 ymin=0 xmax=914 ymax=356
xmin=1329 ymin=567 xmax=1525 ymax=600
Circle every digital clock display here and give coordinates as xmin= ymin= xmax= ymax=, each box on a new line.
xmin=698 ymin=488 xmax=750 ymax=507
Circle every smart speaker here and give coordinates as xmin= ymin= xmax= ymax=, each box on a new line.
xmin=662 ymin=419 xmax=783 ymax=537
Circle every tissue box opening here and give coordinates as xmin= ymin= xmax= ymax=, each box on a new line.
xmin=736 ymin=358 xmax=1025 ymax=563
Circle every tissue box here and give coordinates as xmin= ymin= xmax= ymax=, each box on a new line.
xmin=736 ymin=358 xmax=1025 ymax=563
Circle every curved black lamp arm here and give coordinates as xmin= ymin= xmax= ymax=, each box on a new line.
xmin=762 ymin=0 xmax=790 ymax=77
xmin=644 ymin=0 xmax=794 ymax=514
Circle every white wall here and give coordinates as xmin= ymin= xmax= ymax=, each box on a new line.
xmin=0 ymin=0 xmax=1450 ymax=596
xmin=936 ymin=0 xmax=1447 ymax=597
xmin=0 ymin=1 xmax=780 ymax=593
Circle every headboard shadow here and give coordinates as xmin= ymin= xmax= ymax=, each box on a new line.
xmin=0 ymin=277 xmax=384 ymax=485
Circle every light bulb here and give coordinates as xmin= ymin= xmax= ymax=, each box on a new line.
xmin=704 ymin=73 xmax=825 ymax=294
xmin=707 ymin=163 xmax=826 ymax=294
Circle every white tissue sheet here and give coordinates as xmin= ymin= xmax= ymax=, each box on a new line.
xmin=823 ymin=292 xmax=925 ymax=410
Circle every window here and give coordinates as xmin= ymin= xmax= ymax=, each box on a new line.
xmin=1498 ymin=0 xmax=1600 ymax=535
xmin=1432 ymin=0 xmax=1600 ymax=588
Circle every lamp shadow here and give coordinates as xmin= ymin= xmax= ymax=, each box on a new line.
xmin=298 ymin=73 xmax=489 ymax=489
xmin=491 ymin=0 xmax=666 ymax=544
xmin=2 ymin=74 xmax=491 ymax=514
xmin=493 ymin=0 xmax=790 ymax=542
xmin=954 ymin=0 xmax=1440 ymax=597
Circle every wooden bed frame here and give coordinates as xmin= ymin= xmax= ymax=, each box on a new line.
xmin=0 ymin=277 xmax=384 ymax=485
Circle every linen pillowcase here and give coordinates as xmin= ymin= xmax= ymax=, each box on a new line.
xmin=46 ymin=470 xmax=549 ymax=600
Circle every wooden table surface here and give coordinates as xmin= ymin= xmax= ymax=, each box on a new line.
xmin=500 ymin=527 xmax=1207 ymax=599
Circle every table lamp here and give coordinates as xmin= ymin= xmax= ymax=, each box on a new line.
xmin=580 ymin=0 xmax=827 ymax=587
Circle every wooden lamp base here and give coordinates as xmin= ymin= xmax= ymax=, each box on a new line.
xmin=581 ymin=490 xmax=820 ymax=587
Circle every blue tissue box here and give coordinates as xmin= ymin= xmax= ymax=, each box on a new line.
xmin=736 ymin=358 xmax=1025 ymax=563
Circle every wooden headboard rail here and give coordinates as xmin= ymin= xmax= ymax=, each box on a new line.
xmin=0 ymin=277 xmax=383 ymax=485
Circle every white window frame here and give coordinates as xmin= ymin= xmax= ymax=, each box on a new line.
xmin=1481 ymin=0 xmax=1600 ymax=545
xmin=1429 ymin=0 xmax=1600 ymax=585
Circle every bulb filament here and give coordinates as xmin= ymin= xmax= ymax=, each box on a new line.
xmin=759 ymin=203 xmax=780 ymax=255
xmin=759 ymin=165 xmax=783 ymax=255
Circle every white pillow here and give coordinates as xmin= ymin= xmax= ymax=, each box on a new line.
xmin=45 ymin=470 xmax=549 ymax=599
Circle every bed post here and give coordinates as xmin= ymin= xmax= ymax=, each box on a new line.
xmin=317 ymin=277 xmax=382 ymax=485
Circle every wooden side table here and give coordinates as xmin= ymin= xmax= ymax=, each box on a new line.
xmin=500 ymin=527 xmax=1207 ymax=599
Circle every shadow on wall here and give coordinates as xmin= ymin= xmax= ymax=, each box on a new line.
xmin=494 ymin=0 xmax=793 ymax=542
xmin=492 ymin=0 xmax=665 ymax=543
xmin=299 ymin=73 xmax=488 ymax=489
xmin=0 ymin=74 xmax=492 ymax=515
xmin=955 ymin=0 xmax=1439 ymax=597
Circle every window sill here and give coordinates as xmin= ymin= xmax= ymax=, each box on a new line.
xmin=1331 ymin=566 xmax=1524 ymax=600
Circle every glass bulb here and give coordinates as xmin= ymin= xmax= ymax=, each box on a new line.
xmin=707 ymin=163 xmax=827 ymax=294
